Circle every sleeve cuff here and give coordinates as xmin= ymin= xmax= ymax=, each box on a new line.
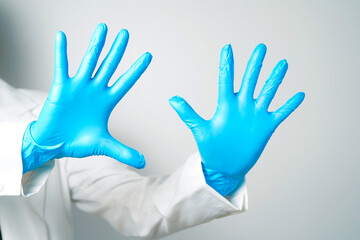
xmin=0 ymin=121 xmax=55 ymax=196
xmin=188 ymin=152 xmax=248 ymax=213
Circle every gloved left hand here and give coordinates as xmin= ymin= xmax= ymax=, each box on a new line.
xmin=169 ymin=44 xmax=304 ymax=196
xmin=22 ymin=23 xmax=152 ymax=173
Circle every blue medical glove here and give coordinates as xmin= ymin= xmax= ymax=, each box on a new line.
xmin=22 ymin=23 xmax=152 ymax=173
xmin=169 ymin=44 xmax=305 ymax=196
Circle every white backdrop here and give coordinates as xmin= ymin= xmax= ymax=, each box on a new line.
xmin=0 ymin=0 xmax=359 ymax=239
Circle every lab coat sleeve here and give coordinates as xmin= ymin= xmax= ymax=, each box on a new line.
xmin=0 ymin=121 xmax=55 ymax=197
xmin=66 ymin=153 xmax=248 ymax=239
xmin=0 ymin=121 xmax=29 ymax=196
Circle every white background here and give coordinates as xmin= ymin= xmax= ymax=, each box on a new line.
xmin=0 ymin=0 xmax=359 ymax=239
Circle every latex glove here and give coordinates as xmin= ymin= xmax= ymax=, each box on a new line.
xmin=169 ymin=44 xmax=304 ymax=196
xmin=22 ymin=23 xmax=152 ymax=173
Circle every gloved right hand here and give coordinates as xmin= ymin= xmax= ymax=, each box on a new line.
xmin=22 ymin=23 xmax=152 ymax=173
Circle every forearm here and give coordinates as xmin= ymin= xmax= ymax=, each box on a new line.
xmin=67 ymin=153 xmax=247 ymax=239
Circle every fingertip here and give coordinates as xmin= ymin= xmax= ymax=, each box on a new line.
xmin=56 ymin=31 xmax=65 ymax=38
xmin=226 ymin=44 xmax=232 ymax=52
xmin=137 ymin=152 xmax=146 ymax=169
xmin=257 ymin=43 xmax=267 ymax=50
xmin=145 ymin=52 xmax=153 ymax=57
xmin=168 ymin=96 xmax=187 ymax=112
xmin=55 ymin=31 xmax=66 ymax=43
xmin=98 ymin=23 xmax=107 ymax=31
xmin=119 ymin=29 xmax=129 ymax=39
xmin=139 ymin=161 xmax=146 ymax=169
xmin=227 ymin=44 xmax=233 ymax=57
xmin=226 ymin=44 xmax=233 ymax=53
xmin=220 ymin=44 xmax=234 ymax=67
xmin=221 ymin=44 xmax=233 ymax=56
xmin=298 ymin=91 xmax=305 ymax=101
xmin=168 ymin=100 xmax=176 ymax=109
xmin=287 ymin=92 xmax=305 ymax=112
xmin=112 ymin=148 xmax=146 ymax=169
xmin=223 ymin=43 xmax=231 ymax=49
xmin=275 ymin=59 xmax=288 ymax=73
xmin=55 ymin=31 xmax=67 ymax=56
xmin=247 ymin=43 xmax=266 ymax=66
xmin=168 ymin=95 xmax=184 ymax=103
xmin=281 ymin=59 xmax=288 ymax=66
xmin=94 ymin=23 xmax=108 ymax=38
xmin=254 ymin=43 xmax=267 ymax=56
xmin=283 ymin=59 xmax=289 ymax=71
xmin=144 ymin=52 xmax=153 ymax=65
xmin=134 ymin=53 xmax=152 ymax=70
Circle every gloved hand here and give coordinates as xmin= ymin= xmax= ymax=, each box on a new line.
xmin=169 ymin=44 xmax=305 ymax=196
xmin=22 ymin=23 xmax=152 ymax=173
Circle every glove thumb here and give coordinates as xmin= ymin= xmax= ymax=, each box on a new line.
xmin=168 ymin=95 xmax=205 ymax=131
xmin=98 ymin=136 xmax=146 ymax=169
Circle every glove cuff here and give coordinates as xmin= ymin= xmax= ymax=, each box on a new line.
xmin=201 ymin=162 xmax=244 ymax=197
xmin=22 ymin=121 xmax=63 ymax=174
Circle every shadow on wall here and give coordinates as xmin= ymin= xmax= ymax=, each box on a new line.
xmin=0 ymin=3 xmax=24 ymax=87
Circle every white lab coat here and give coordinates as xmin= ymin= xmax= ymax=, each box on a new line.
xmin=0 ymin=79 xmax=248 ymax=240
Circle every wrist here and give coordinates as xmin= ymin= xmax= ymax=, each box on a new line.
xmin=22 ymin=121 xmax=63 ymax=174
xmin=201 ymin=162 xmax=245 ymax=197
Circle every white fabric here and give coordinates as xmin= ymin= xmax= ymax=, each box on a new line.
xmin=0 ymin=79 xmax=248 ymax=240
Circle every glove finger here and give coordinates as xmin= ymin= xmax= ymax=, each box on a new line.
xmin=98 ymin=136 xmax=146 ymax=169
xmin=54 ymin=31 xmax=69 ymax=81
xmin=238 ymin=43 xmax=266 ymax=100
xmin=108 ymin=52 xmax=152 ymax=102
xmin=272 ymin=92 xmax=305 ymax=126
xmin=256 ymin=60 xmax=288 ymax=110
xmin=93 ymin=29 xmax=129 ymax=86
xmin=168 ymin=95 xmax=205 ymax=131
xmin=218 ymin=44 xmax=235 ymax=103
xmin=76 ymin=23 xmax=107 ymax=79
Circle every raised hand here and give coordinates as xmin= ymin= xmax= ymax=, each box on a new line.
xmin=169 ymin=44 xmax=304 ymax=196
xmin=22 ymin=24 xmax=152 ymax=173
